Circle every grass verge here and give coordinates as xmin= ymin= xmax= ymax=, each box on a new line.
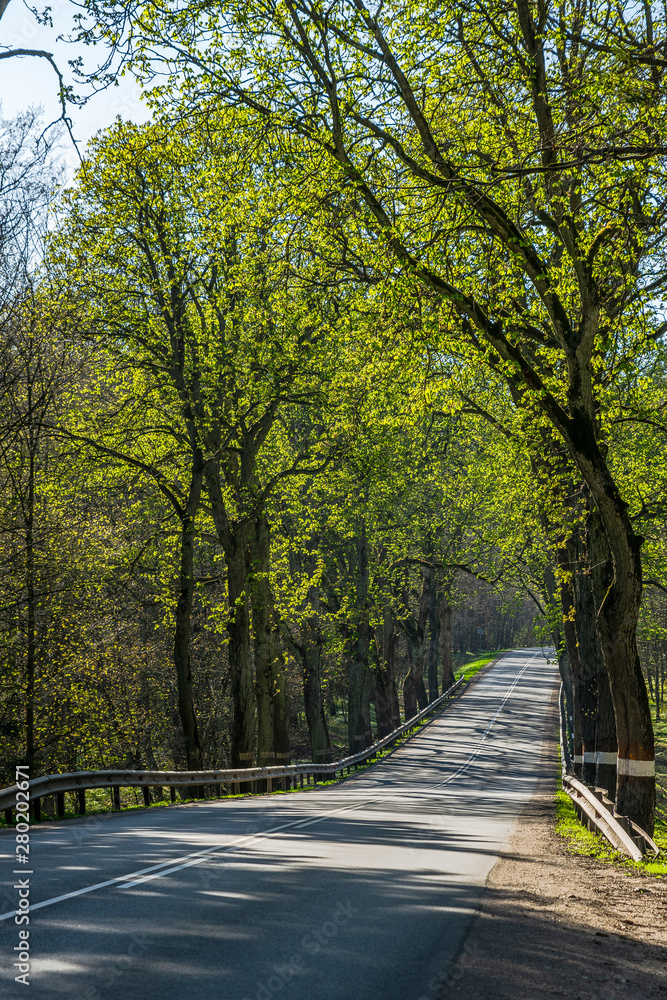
xmin=455 ymin=649 xmax=506 ymax=683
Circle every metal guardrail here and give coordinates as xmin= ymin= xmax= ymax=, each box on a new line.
xmin=563 ymin=775 xmax=659 ymax=861
xmin=1 ymin=675 xmax=465 ymax=823
xmin=558 ymin=684 xmax=659 ymax=860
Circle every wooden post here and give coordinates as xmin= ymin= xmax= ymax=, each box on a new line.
xmin=78 ymin=789 xmax=86 ymax=815
xmin=112 ymin=786 xmax=121 ymax=811
xmin=170 ymin=786 xmax=176 ymax=803
xmin=57 ymin=792 xmax=65 ymax=819
xmin=4 ymin=807 xmax=12 ymax=825
xmin=142 ymin=786 xmax=150 ymax=807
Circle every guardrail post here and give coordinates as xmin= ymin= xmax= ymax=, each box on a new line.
xmin=33 ymin=797 xmax=41 ymax=822
xmin=112 ymin=786 xmax=121 ymax=811
xmin=4 ymin=807 xmax=12 ymax=825
xmin=170 ymin=786 xmax=176 ymax=803
xmin=615 ymin=815 xmax=631 ymax=835
xmin=78 ymin=789 xmax=86 ymax=815
xmin=57 ymin=792 xmax=66 ymax=819
xmin=142 ymin=786 xmax=150 ymax=807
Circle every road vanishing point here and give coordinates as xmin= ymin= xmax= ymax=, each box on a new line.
xmin=1 ymin=647 xmax=557 ymax=999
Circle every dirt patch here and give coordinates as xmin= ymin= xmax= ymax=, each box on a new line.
xmin=439 ymin=709 xmax=667 ymax=1000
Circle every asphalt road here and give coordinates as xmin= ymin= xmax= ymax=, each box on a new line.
xmin=0 ymin=647 xmax=557 ymax=1000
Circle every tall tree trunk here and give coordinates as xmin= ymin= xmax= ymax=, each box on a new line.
xmin=439 ymin=596 xmax=454 ymax=692
xmin=348 ymin=638 xmax=372 ymax=752
xmin=301 ymin=633 xmax=331 ymax=763
xmin=225 ymin=535 xmax=255 ymax=768
xmin=173 ymin=459 xmax=205 ymax=771
xmin=249 ymin=514 xmax=289 ymax=768
xmin=402 ymin=568 xmax=431 ymax=720
xmin=584 ymin=511 xmax=619 ymax=800
xmin=205 ymin=466 xmax=255 ymax=769
xmin=403 ymin=640 xmax=418 ymax=722
xmin=427 ymin=579 xmax=440 ymax=702
xmin=559 ymin=404 xmax=654 ymax=831
xmin=373 ymin=604 xmax=399 ymax=735
xmin=250 ymin=517 xmax=273 ymax=768
xmin=347 ymin=531 xmax=373 ymax=753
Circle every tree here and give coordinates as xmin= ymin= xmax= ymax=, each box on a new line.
xmin=49 ymin=111 xmax=340 ymax=768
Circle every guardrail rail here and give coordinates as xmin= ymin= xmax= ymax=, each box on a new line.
xmin=558 ymin=684 xmax=659 ymax=860
xmin=1 ymin=675 xmax=466 ymax=824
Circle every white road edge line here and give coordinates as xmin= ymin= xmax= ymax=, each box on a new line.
xmin=0 ymin=651 xmax=541 ymax=920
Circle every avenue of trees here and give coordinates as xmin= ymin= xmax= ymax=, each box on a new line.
xmin=1 ymin=0 xmax=667 ymax=834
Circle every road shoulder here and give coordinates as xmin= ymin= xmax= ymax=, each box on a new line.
xmin=439 ymin=705 xmax=667 ymax=999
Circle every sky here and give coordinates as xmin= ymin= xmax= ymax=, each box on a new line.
xmin=1 ymin=0 xmax=150 ymax=175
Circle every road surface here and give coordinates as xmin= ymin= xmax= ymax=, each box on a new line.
xmin=0 ymin=647 xmax=557 ymax=999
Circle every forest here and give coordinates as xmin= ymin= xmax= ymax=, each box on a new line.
xmin=1 ymin=0 xmax=666 ymax=838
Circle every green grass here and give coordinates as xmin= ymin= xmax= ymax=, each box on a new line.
xmin=455 ymin=649 xmax=506 ymax=683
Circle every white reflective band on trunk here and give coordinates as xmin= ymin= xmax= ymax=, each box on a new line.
xmin=582 ymin=752 xmax=617 ymax=765
xmin=616 ymin=758 xmax=655 ymax=777
xmin=573 ymin=755 xmax=583 ymax=763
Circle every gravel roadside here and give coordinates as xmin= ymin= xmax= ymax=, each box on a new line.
xmin=439 ymin=694 xmax=667 ymax=1000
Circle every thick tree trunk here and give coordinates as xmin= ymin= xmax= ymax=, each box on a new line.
xmin=347 ymin=532 xmax=373 ymax=753
xmin=571 ymin=433 xmax=655 ymax=832
xmin=373 ymin=604 xmax=400 ymax=735
xmin=225 ymin=535 xmax=255 ymax=768
xmin=439 ymin=597 xmax=454 ymax=692
xmin=205 ymin=466 xmax=255 ymax=769
xmin=301 ymin=637 xmax=331 ymax=763
xmin=402 ymin=568 xmax=431 ymax=720
xmin=173 ymin=461 xmax=205 ymax=771
xmin=249 ymin=516 xmax=274 ymax=767
xmin=574 ymin=517 xmax=617 ymax=799
xmin=248 ymin=514 xmax=289 ymax=768
xmin=348 ymin=636 xmax=373 ymax=752
xmin=427 ymin=580 xmax=440 ymax=702
xmin=403 ymin=640 xmax=428 ymax=718
xmin=403 ymin=643 xmax=418 ymax=722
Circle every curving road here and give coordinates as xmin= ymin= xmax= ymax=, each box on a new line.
xmin=0 ymin=648 xmax=557 ymax=1000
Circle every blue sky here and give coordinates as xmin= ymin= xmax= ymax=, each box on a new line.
xmin=1 ymin=0 xmax=150 ymax=173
